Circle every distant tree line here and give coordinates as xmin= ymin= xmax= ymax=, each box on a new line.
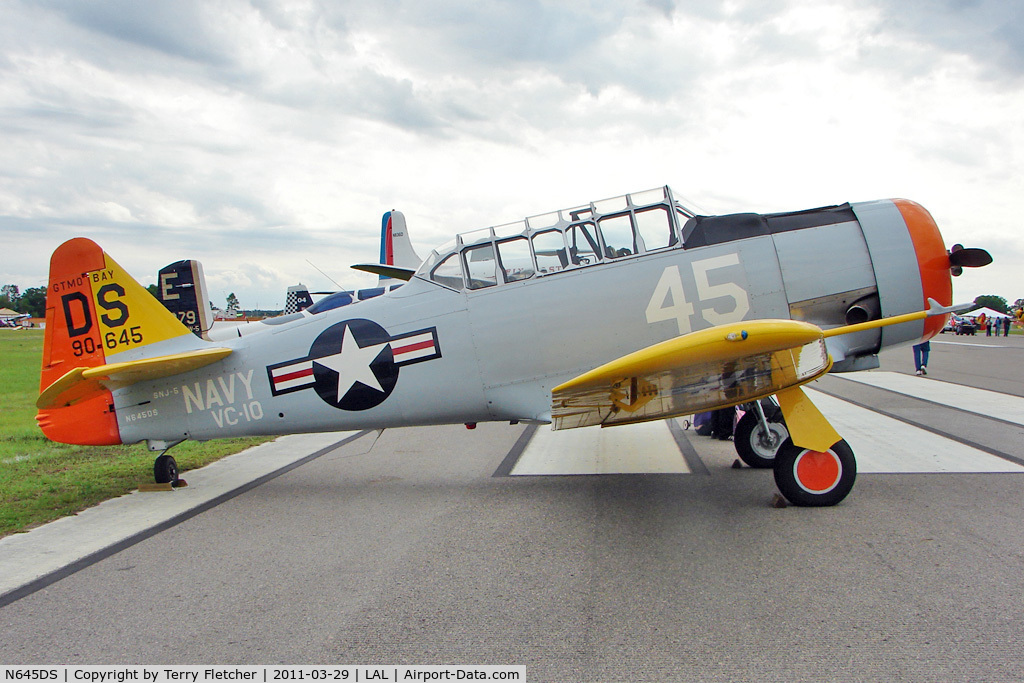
xmin=4 ymin=282 xmax=249 ymax=318
xmin=974 ymin=295 xmax=1017 ymax=315
xmin=0 ymin=284 xmax=46 ymax=318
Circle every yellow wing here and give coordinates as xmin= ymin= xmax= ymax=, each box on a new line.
xmin=551 ymin=299 xmax=959 ymax=451
xmin=551 ymin=319 xmax=831 ymax=431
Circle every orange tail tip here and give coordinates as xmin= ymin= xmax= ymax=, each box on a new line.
xmin=36 ymin=396 xmax=122 ymax=445
xmin=37 ymin=238 xmax=194 ymax=445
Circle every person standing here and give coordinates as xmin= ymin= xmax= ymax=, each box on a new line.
xmin=913 ymin=341 xmax=930 ymax=376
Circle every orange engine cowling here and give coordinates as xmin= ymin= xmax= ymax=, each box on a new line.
xmin=892 ymin=199 xmax=953 ymax=341
xmin=851 ymin=198 xmax=953 ymax=350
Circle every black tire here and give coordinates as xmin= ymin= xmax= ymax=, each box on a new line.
xmin=734 ymin=411 xmax=788 ymax=468
xmin=154 ymin=454 xmax=179 ymax=484
xmin=773 ymin=438 xmax=856 ymax=507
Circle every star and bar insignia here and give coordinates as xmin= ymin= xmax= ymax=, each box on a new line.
xmin=266 ymin=319 xmax=441 ymax=411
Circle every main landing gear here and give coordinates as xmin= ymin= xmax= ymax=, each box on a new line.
xmin=732 ymin=399 xmax=857 ymax=507
xmin=153 ymin=453 xmax=180 ymax=485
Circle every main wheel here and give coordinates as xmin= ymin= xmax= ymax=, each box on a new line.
xmin=154 ymin=454 xmax=179 ymax=484
xmin=734 ymin=411 xmax=788 ymax=468
xmin=773 ymin=438 xmax=856 ymax=507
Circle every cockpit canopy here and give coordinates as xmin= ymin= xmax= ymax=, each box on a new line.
xmin=415 ymin=186 xmax=694 ymax=291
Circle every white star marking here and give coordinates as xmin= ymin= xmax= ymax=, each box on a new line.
xmin=313 ymin=327 xmax=390 ymax=398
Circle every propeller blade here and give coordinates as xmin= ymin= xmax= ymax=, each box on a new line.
xmin=948 ymin=245 xmax=992 ymax=268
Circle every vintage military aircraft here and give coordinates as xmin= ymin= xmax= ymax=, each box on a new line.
xmin=36 ymin=187 xmax=990 ymax=506
xmin=157 ymin=210 xmax=420 ymax=340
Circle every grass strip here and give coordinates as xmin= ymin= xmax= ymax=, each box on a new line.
xmin=0 ymin=330 xmax=272 ymax=538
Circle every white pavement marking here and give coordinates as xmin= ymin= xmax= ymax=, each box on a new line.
xmin=0 ymin=432 xmax=353 ymax=601
xmin=932 ymin=340 xmax=1011 ymax=348
xmin=511 ymin=420 xmax=689 ymax=475
xmin=839 ymin=371 xmax=1024 ymax=426
xmin=806 ymin=389 xmax=1024 ymax=474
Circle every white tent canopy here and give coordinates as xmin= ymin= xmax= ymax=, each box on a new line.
xmin=965 ymin=307 xmax=1008 ymax=318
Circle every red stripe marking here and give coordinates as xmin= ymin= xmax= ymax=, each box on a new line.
xmin=275 ymin=367 xmax=313 ymax=384
xmin=386 ymin=216 xmax=395 ymax=265
xmin=393 ymin=339 xmax=434 ymax=355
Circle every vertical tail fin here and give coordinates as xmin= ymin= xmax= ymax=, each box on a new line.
xmin=37 ymin=238 xmax=201 ymax=444
xmin=379 ymin=210 xmax=422 ymax=284
xmin=285 ymin=284 xmax=315 ymax=313
xmin=158 ymin=259 xmax=213 ymax=339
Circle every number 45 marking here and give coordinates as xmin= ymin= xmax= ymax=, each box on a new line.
xmin=645 ymin=255 xmax=751 ymax=336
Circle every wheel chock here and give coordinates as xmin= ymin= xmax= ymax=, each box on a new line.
xmin=138 ymin=482 xmax=174 ymax=492
xmin=138 ymin=478 xmax=187 ymax=492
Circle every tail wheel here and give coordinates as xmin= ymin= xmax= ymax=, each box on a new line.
xmin=734 ymin=411 xmax=788 ymax=468
xmin=154 ymin=454 xmax=179 ymax=485
xmin=773 ymin=438 xmax=856 ymax=507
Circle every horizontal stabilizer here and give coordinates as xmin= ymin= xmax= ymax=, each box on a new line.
xmin=350 ymin=263 xmax=416 ymax=281
xmin=37 ymin=347 xmax=232 ymax=409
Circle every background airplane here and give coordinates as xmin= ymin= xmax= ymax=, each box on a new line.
xmin=36 ymin=186 xmax=989 ymax=506
xmin=157 ymin=210 xmax=421 ymax=340
xmin=0 ymin=312 xmax=32 ymax=328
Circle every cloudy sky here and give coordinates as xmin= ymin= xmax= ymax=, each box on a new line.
xmin=1 ymin=0 xmax=1021 ymax=310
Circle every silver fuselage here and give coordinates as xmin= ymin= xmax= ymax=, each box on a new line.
xmin=114 ymin=195 xmax=935 ymax=445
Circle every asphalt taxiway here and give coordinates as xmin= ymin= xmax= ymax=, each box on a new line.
xmin=2 ymin=334 xmax=1023 ymax=681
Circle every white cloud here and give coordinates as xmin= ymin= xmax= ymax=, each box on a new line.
xmin=0 ymin=0 xmax=1020 ymax=309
